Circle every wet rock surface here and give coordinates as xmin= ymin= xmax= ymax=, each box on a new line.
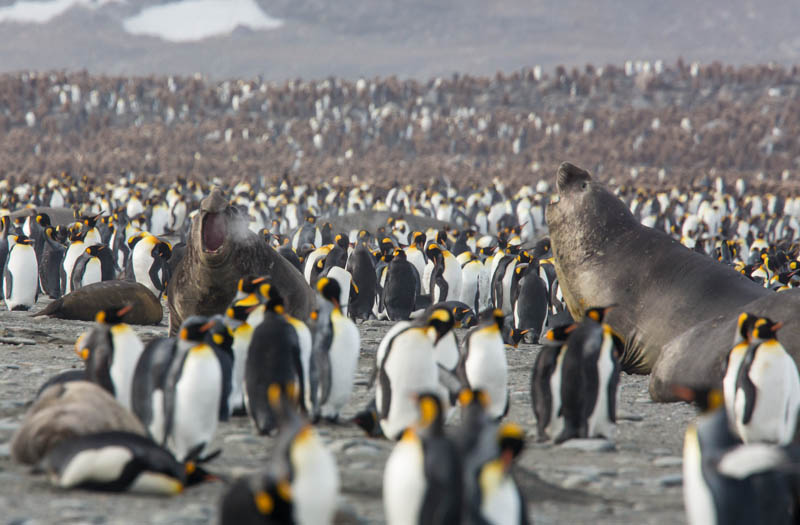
xmin=0 ymin=299 xmax=694 ymax=524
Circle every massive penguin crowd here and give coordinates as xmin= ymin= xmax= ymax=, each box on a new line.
xmin=5 ymin=158 xmax=800 ymax=523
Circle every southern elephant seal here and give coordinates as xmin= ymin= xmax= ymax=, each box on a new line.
xmin=546 ymin=162 xmax=797 ymax=401
xmin=32 ymin=280 xmax=163 ymax=325
xmin=167 ymin=188 xmax=314 ymax=335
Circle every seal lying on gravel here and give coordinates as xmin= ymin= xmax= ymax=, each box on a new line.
xmin=167 ymin=188 xmax=314 ymax=335
xmin=11 ymin=381 xmax=146 ymax=465
xmin=547 ymin=162 xmax=800 ymax=401
xmin=32 ymin=280 xmax=162 ymax=325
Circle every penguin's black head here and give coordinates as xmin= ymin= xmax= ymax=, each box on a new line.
xmin=35 ymin=213 xmax=51 ymax=227
xmin=127 ymin=231 xmax=147 ymax=249
xmin=257 ymin=283 xmax=285 ymax=314
xmin=415 ymin=391 xmax=444 ymax=431
xmin=379 ymin=237 xmax=395 ymax=254
xmin=734 ymin=312 xmax=759 ymax=345
xmin=391 ymin=247 xmax=406 ymax=261
xmin=249 ymin=475 xmax=294 ymax=521
xmin=480 ymin=308 xmax=505 ymax=332
xmin=14 ymin=234 xmax=32 ymax=246
xmin=85 ymin=244 xmax=104 ymax=257
xmin=334 ymin=233 xmax=348 ymax=250
xmin=316 ymin=277 xmax=342 ymax=308
xmin=237 ymin=275 xmax=266 ymax=295
xmin=153 ymin=241 xmax=172 ymax=260
xmin=352 ymin=401 xmax=381 ymax=437
xmin=672 ymin=385 xmax=724 ymax=414
xmin=95 ymin=304 xmax=132 ymax=325
xmin=508 ymin=328 xmax=530 ymax=347
xmin=516 ymin=251 xmax=533 ymax=264
xmin=179 ymin=316 xmax=215 ymax=343
xmin=426 ymin=243 xmax=442 ymax=261
xmin=427 ymin=308 xmax=454 ymax=344
xmin=752 ymin=317 xmax=782 ymax=342
xmin=206 ymin=319 xmax=234 ymax=350
xmin=458 ymin=388 xmax=490 ymax=411
xmin=542 ymin=323 xmax=577 ymax=345
xmin=451 ymin=305 xmax=474 ymax=328
xmin=497 ymin=422 xmax=525 ymax=464
xmin=585 ymin=305 xmax=616 ymax=324
xmin=412 ymin=231 xmax=426 ymax=248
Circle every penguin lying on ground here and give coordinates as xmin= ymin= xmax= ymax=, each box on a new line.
xmin=38 ymin=431 xmax=217 ymax=494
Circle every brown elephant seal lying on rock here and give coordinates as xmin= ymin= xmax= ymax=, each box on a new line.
xmin=11 ymin=381 xmax=146 ymax=465
xmin=546 ymin=162 xmax=798 ymax=401
xmin=167 ymin=188 xmax=314 ymax=335
xmin=33 ymin=280 xmax=162 ymax=325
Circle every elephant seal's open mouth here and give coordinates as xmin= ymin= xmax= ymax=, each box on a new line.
xmin=202 ymin=212 xmax=226 ymax=253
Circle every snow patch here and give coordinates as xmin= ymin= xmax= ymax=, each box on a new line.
xmin=0 ymin=0 xmax=118 ymax=24
xmin=122 ymin=0 xmax=282 ymax=43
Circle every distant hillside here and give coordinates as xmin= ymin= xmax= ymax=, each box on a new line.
xmin=0 ymin=0 xmax=797 ymax=80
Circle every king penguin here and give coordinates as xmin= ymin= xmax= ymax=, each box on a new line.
xmin=376 ymin=309 xmax=452 ymax=439
xmin=382 ymin=248 xmax=418 ymax=321
xmin=383 ymin=392 xmax=463 ymax=525
xmin=78 ymin=305 xmax=145 ymax=411
xmin=40 ymin=430 xmax=214 ymax=494
xmin=459 ymin=309 xmax=509 ymax=420
xmin=730 ymin=317 xmax=800 ymax=444
xmin=4 ymin=234 xmax=39 ymax=311
xmin=163 ymin=316 xmax=224 ymax=461
xmin=69 ymin=244 xmax=115 ymax=291
xmin=311 ymin=277 xmax=360 ymax=421
xmin=530 ymin=323 xmax=577 ymax=442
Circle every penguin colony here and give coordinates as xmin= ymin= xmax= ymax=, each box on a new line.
xmin=6 ymin=163 xmax=800 ymax=522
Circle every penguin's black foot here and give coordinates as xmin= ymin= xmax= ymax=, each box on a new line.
xmin=231 ymin=406 xmax=248 ymax=417
xmin=322 ymin=414 xmax=341 ymax=424
xmin=11 ymin=305 xmax=30 ymax=311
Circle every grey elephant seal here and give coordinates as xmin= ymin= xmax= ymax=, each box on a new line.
xmin=546 ymin=162 xmax=798 ymax=401
xmin=167 ymin=188 xmax=314 ymax=335
xmin=11 ymin=381 xmax=146 ymax=465
xmin=32 ymin=281 xmax=164 ymax=325
xmin=32 ymin=280 xmax=162 ymax=325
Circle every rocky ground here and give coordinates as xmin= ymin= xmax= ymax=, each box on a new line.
xmin=0 ymin=297 xmax=696 ymax=524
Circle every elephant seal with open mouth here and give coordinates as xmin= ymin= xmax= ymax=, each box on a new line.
xmin=546 ymin=162 xmax=800 ymax=401
xmin=166 ymin=188 xmax=314 ymax=335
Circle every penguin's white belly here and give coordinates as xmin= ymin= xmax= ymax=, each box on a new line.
xmin=547 ymin=348 xmax=566 ymax=438
xmin=62 ymin=243 xmax=84 ymax=294
xmin=133 ymin=249 xmax=158 ymax=295
xmin=723 ymin=349 xmax=746 ymax=422
xmin=292 ymin=435 xmax=340 ymax=525
xmin=170 ymin=350 xmax=222 ymax=460
xmin=740 ymin=348 xmax=800 ymax=444
xmin=478 ymin=266 xmax=492 ymax=310
xmin=442 ymin=257 xmax=462 ymax=301
xmin=108 ymin=328 xmax=144 ymax=411
xmin=481 ymin=476 xmax=521 ymax=525
xmin=465 ymin=338 xmax=508 ymax=418
xmin=80 ymin=257 xmax=103 ymax=288
xmin=587 ymin=346 xmax=616 ymax=440
xmin=683 ymin=428 xmax=716 ymax=525
xmin=379 ymin=332 xmax=438 ymax=439
xmin=230 ymin=326 xmax=253 ymax=411
xmin=422 ymin=261 xmax=433 ymax=295
xmin=150 ymin=208 xmax=168 ymax=236
xmin=433 ymin=333 xmax=459 ymax=371
xmin=460 ymin=264 xmax=480 ymax=309
xmin=321 ymin=316 xmax=360 ymax=417
xmin=5 ymin=246 xmax=38 ymax=309
xmin=148 ymin=389 xmax=166 ymax=444
xmin=58 ymin=446 xmax=132 ymax=488
xmin=326 ymin=267 xmax=352 ymax=317
xmin=383 ymin=436 xmax=425 ymax=525
xmin=288 ymin=318 xmax=313 ymax=413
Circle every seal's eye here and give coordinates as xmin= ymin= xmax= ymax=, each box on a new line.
xmin=581 ymin=182 xmax=588 ymax=190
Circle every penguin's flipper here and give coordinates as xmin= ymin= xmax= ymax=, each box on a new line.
xmin=436 ymin=363 xmax=464 ymax=405
xmin=378 ymin=367 xmax=392 ymax=419
xmin=736 ymin=347 xmax=759 ymax=425
xmin=163 ymin=347 xmax=190 ymax=445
